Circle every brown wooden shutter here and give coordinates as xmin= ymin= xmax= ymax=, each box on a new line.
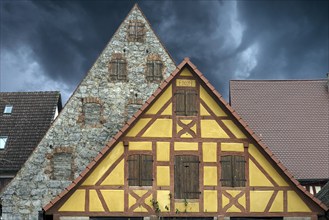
xmin=109 ymin=60 xmax=116 ymax=80
xmin=128 ymin=155 xmax=140 ymax=186
xmin=186 ymin=89 xmax=198 ymax=116
xmin=174 ymin=155 xmax=200 ymax=199
xmin=233 ymin=156 xmax=245 ymax=187
xmin=154 ymin=61 xmax=163 ymax=80
xmin=117 ymin=60 xmax=126 ymax=80
xmin=175 ymin=90 xmax=186 ymax=116
xmin=140 ymin=154 xmax=153 ymax=186
xmin=136 ymin=22 xmax=144 ymax=41
xmin=221 ymin=155 xmax=233 ymax=187
xmin=128 ymin=22 xmax=136 ymax=39
xmin=146 ymin=62 xmax=154 ymax=80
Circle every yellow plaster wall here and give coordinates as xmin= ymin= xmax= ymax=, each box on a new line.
xmin=129 ymin=141 xmax=152 ymax=151
xmin=146 ymin=85 xmax=172 ymax=115
xmin=157 ymin=166 xmax=170 ymax=186
xmin=89 ymin=190 xmax=105 ymax=212
xmin=177 ymin=124 xmax=183 ymax=133
xmin=129 ymin=194 xmax=137 ymax=208
xmin=157 ymin=190 xmax=171 ymax=212
xmin=130 ymin=190 xmax=153 ymax=212
xmin=101 ymin=159 xmax=124 ymax=185
xmin=200 ymin=103 xmax=211 ymax=116
xmin=142 ymin=119 xmax=172 ymax=137
xmin=180 ymin=68 xmax=193 ymax=76
xmin=222 ymin=190 xmax=245 ymax=212
xmin=287 ymin=191 xmax=311 ymax=212
xmin=59 ymin=189 xmax=85 ymax=212
xmin=227 ymin=205 xmax=241 ymax=212
xmin=180 ymin=119 xmax=192 ymax=125
xmin=222 ymin=193 xmax=230 ymax=208
xmin=82 ymin=142 xmax=124 ymax=185
xmin=175 ymin=202 xmax=199 ymax=212
xmin=250 ymin=191 xmax=273 ymax=212
xmin=200 ymin=86 xmax=227 ymax=116
xmin=145 ymin=194 xmax=153 ymax=210
xmin=221 ymin=143 xmax=244 ymax=152
xmin=101 ymin=190 xmax=124 ymax=212
xmin=249 ymin=144 xmax=288 ymax=186
xmin=249 ymin=159 xmax=273 ymax=187
xmin=204 ymin=190 xmax=217 ymax=212
xmin=180 ymin=132 xmax=193 ymax=138
xmin=174 ymin=142 xmax=198 ymax=151
xmin=202 ymin=142 xmax=217 ymax=162
xmin=161 ymin=103 xmax=172 ymax=115
xmin=238 ymin=194 xmax=246 ymax=209
xmin=133 ymin=190 xmax=149 ymax=197
xmin=126 ymin=119 xmax=151 ymax=137
xmin=201 ymin=120 xmax=229 ymax=138
xmin=269 ymin=191 xmax=284 ymax=212
xmin=157 ymin=142 xmax=170 ymax=161
xmin=203 ymin=166 xmax=217 ymax=186
xmin=222 ymin=120 xmax=246 ymax=139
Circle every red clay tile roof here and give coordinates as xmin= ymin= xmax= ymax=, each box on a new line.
xmin=230 ymin=80 xmax=329 ymax=180
xmin=0 ymin=92 xmax=62 ymax=172
xmin=43 ymin=59 xmax=328 ymax=212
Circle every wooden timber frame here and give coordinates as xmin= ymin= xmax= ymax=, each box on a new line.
xmin=43 ymin=58 xmax=328 ymax=219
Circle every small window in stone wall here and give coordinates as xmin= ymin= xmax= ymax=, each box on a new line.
xmin=52 ymin=152 xmax=73 ymax=181
xmin=127 ymin=20 xmax=145 ymax=42
xmin=84 ymin=102 xmax=101 ymax=125
xmin=108 ymin=53 xmax=127 ymax=81
xmin=146 ymin=54 xmax=163 ymax=82
xmin=77 ymin=97 xmax=105 ymax=127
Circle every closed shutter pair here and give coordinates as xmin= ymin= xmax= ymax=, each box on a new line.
xmin=221 ymin=155 xmax=246 ymax=187
xmin=175 ymin=89 xmax=198 ymax=116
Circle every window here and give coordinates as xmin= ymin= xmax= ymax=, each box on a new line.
xmin=109 ymin=54 xmax=127 ymax=81
xmin=52 ymin=152 xmax=73 ymax=180
xmin=127 ymin=154 xmax=153 ymax=186
xmin=0 ymin=136 xmax=8 ymax=149
xmin=175 ymin=89 xmax=198 ymax=116
xmin=174 ymin=155 xmax=200 ymax=199
xmin=127 ymin=20 xmax=145 ymax=42
xmin=3 ymin=105 xmax=13 ymax=114
xmin=221 ymin=155 xmax=246 ymax=187
xmin=146 ymin=60 xmax=163 ymax=81
xmin=83 ymin=102 xmax=101 ymax=125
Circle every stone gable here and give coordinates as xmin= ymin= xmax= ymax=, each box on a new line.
xmin=0 ymin=4 xmax=176 ymax=219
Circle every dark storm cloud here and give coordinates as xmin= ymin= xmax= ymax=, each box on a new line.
xmin=1 ymin=0 xmax=328 ymax=102
xmin=237 ymin=0 xmax=329 ymax=79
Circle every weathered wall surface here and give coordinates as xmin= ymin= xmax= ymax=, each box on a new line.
xmin=1 ymin=5 xmax=175 ymax=219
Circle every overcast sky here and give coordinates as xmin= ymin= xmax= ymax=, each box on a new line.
xmin=1 ymin=0 xmax=328 ymax=103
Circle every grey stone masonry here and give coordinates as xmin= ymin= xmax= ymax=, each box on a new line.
xmin=0 ymin=4 xmax=176 ymax=220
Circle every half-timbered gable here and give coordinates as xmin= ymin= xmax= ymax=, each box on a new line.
xmin=44 ymin=59 xmax=327 ymax=219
